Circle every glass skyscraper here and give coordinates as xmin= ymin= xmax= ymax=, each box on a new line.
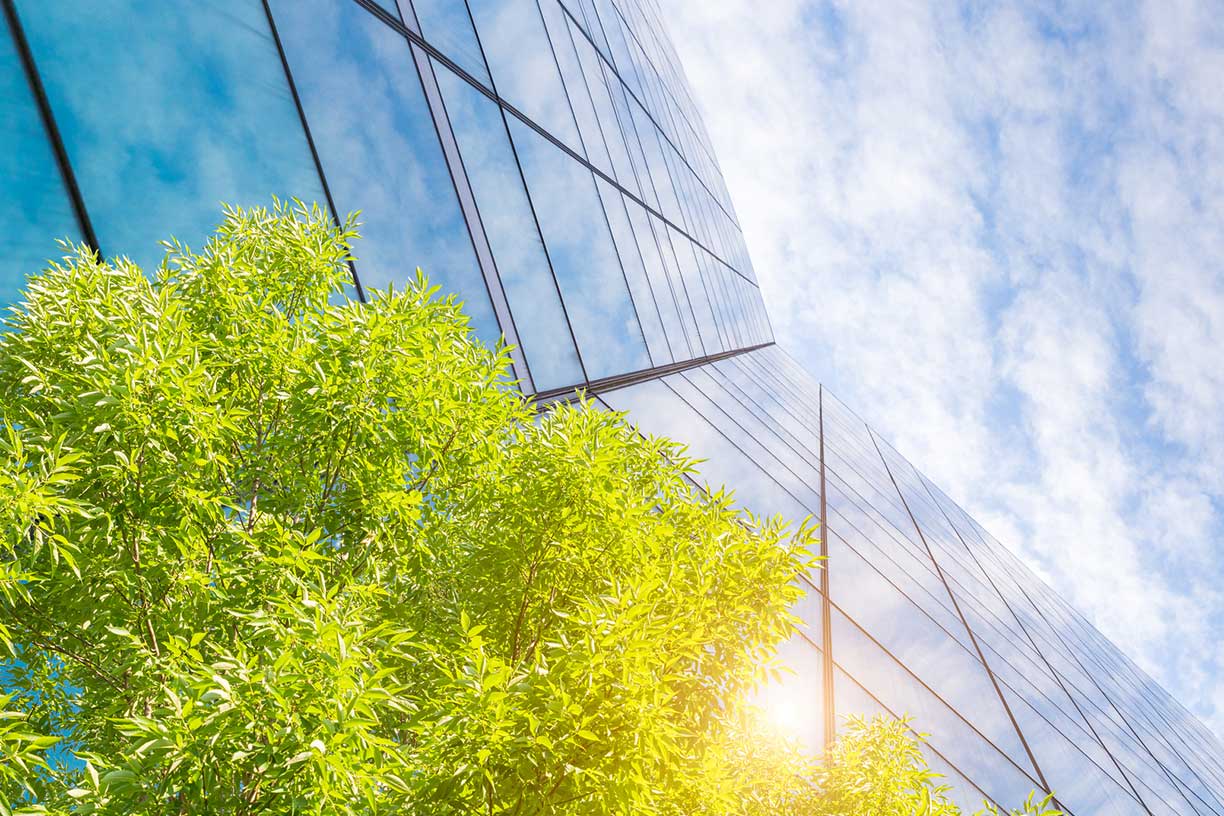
xmin=1 ymin=1 xmax=1221 ymax=813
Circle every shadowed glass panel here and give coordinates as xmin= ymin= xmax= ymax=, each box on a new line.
xmin=271 ymin=0 xmax=498 ymax=342
xmin=18 ymin=0 xmax=324 ymax=273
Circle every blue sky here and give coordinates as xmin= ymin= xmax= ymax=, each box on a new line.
xmin=664 ymin=0 xmax=1224 ymax=737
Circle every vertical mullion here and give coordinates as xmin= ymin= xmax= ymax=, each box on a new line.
xmin=818 ymin=385 xmax=836 ymax=752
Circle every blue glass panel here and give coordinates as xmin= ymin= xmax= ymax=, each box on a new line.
xmin=434 ymin=64 xmax=583 ymax=389
xmin=271 ymin=0 xmax=498 ymax=343
xmin=593 ymin=177 xmax=669 ymax=365
xmin=408 ymin=0 xmax=493 ymax=85
xmin=18 ymin=0 xmax=325 ymax=273
xmin=567 ymin=11 xmax=639 ymax=195
xmin=366 ymin=0 xmax=402 ymax=17
xmin=653 ymin=215 xmax=703 ymax=354
xmin=600 ymin=377 xmax=810 ymax=523
xmin=623 ymin=194 xmax=690 ymax=359
xmin=538 ymin=0 xmax=612 ymax=178
xmin=0 ymin=11 xmax=79 ymax=306
xmin=505 ymin=114 xmax=649 ymax=380
xmin=466 ymin=0 xmax=582 ymax=153
xmin=631 ymin=101 xmax=681 ymax=221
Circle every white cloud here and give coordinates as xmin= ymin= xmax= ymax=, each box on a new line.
xmin=663 ymin=0 xmax=1224 ymax=758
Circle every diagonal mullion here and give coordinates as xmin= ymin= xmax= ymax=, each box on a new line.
xmin=865 ymin=425 xmax=1055 ymax=800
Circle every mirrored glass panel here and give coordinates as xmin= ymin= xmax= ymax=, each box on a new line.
xmin=0 ymin=10 xmax=79 ymax=305
xmin=271 ymin=0 xmax=498 ymax=342
xmin=18 ymin=0 xmax=325 ymax=272
xmin=466 ymin=0 xmax=583 ymax=153
xmin=434 ymin=63 xmax=583 ymax=389
xmin=599 ymin=377 xmax=810 ymax=524
xmin=506 ymin=114 xmax=649 ymax=380
xmin=407 ymin=0 xmax=493 ymax=85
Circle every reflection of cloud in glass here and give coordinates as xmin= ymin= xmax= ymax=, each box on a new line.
xmin=630 ymin=99 xmax=681 ymax=221
xmin=751 ymin=634 xmax=824 ymax=757
xmin=651 ymin=212 xmax=704 ymax=356
xmin=433 ymin=63 xmax=582 ymax=390
xmin=537 ymin=0 xmax=612 ymax=178
xmin=0 ymin=14 xmax=79 ymax=305
xmin=593 ymin=177 xmax=670 ymax=366
xmin=567 ymin=14 xmax=639 ymax=197
xmin=408 ymin=0 xmax=492 ymax=86
xmin=18 ymin=0 xmax=325 ymax=273
xmin=667 ymin=226 xmax=721 ymax=354
xmin=270 ymin=0 xmax=498 ymax=344
xmin=466 ymin=0 xmax=582 ymax=155
xmin=832 ymin=608 xmax=1039 ymax=808
xmin=506 ymin=115 xmax=648 ymax=380
xmin=623 ymin=196 xmax=691 ymax=359
xmin=827 ymin=533 xmax=1032 ymax=771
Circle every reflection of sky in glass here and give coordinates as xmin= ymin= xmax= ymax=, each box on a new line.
xmin=631 ymin=101 xmax=681 ymax=222
xmin=832 ymin=608 xmax=1040 ymax=809
xmin=652 ymin=213 xmax=703 ymax=355
xmin=567 ymin=13 xmax=639 ymax=196
xmin=827 ymin=532 xmax=1033 ymax=772
xmin=270 ymin=0 xmax=498 ymax=344
xmin=593 ymin=177 xmax=669 ymax=366
xmin=623 ymin=197 xmax=690 ymax=359
xmin=408 ymin=0 xmax=492 ymax=86
xmin=466 ymin=0 xmax=582 ymax=155
xmin=600 ymin=377 xmax=809 ymax=523
xmin=18 ymin=0 xmax=325 ymax=273
xmin=668 ymin=227 xmax=721 ymax=354
xmin=538 ymin=0 xmax=612 ymax=176
xmin=1001 ymin=684 xmax=1148 ymax=815
xmin=506 ymin=115 xmax=648 ymax=380
xmin=0 ymin=14 xmax=79 ymax=306
xmin=433 ymin=63 xmax=582 ymax=390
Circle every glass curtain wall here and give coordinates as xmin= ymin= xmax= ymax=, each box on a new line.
xmin=2 ymin=1 xmax=1222 ymax=811
xmin=0 ymin=0 xmax=770 ymax=392
xmin=598 ymin=345 xmax=1224 ymax=816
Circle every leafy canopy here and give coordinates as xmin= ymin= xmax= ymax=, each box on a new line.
xmin=0 ymin=202 xmax=1057 ymax=816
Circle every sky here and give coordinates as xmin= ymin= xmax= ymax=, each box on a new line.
xmin=662 ymin=0 xmax=1224 ymax=738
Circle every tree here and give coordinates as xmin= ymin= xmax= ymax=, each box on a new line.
xmin=0 ymin=201 xmax=1056 ymax=815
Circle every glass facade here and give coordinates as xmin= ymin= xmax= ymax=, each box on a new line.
xmin=0 ymin=0 xmax=1219 ymax=812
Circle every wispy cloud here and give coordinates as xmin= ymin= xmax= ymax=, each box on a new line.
xmin=663 ymin=0 xmax=1224 ymax=736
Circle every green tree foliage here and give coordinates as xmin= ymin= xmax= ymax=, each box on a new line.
xmin=0 ymin=202 xmax=1058 ymax=816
